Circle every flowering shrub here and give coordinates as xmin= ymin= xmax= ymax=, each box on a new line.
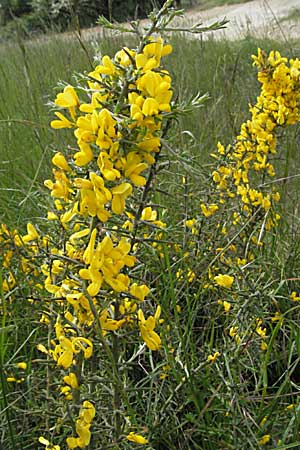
xmin=197 ymin=48 xmax=300 ymax=322
xmin=26 ymin=33 xmax=171 ymax=450
xmin=0 ymin=2 xmax=218 ymax=448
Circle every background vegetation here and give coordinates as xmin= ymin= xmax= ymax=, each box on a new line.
xmin=0 ymin=0 xmax=167 ymax=39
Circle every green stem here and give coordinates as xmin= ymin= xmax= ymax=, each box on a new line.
xmin=0 ymin=268 xmax=19 ymax=450
xmin=112 ymin=299 xmax=121 ymax=442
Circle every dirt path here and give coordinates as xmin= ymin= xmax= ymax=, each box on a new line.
xmin=182 ymin=0 xmax=300 ymax=40
xmin=81 ymin=0 xmax=300 ymax=41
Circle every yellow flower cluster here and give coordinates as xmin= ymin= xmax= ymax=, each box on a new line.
xmin=44 ymin=36 xmax=172 ymax=448
xmin=45 ymin=37 xmax=171 ymax=359
xmin=48 ymin=37 xmax=172 ymax=214
xmin=197 ymin=49 xmax=300 ymax=301
xmin=203 ymin=49 xmax=300 ymax=233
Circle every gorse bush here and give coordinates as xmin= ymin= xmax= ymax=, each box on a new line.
xmin=1 ymin=1 xmax=300 ymax=449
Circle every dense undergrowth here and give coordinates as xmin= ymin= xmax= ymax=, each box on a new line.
xmin=1 ymin=2 xmax=300 ymax=449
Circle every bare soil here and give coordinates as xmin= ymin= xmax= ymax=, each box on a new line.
xmin=182 ymin=0 xmax=300 ymax=40
xmin=81 ymin=0 xmax=300 ymax=42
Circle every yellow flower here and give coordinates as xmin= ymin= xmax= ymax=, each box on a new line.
xmin=52 ymin=152 xmax=71 ymax=172
xmin=99 ymin=309 xmax=126 ymax=333
xmin=207 ymin=351 xmax=220 ymax=363
xmin=115 ymin=47 xmax=136 ymax=66
xmin=141 ymin=206 xmax=157 ymax=221
xmin=214 ymin=274 xmax=234 ymax=289
xmin=258 ymin=434 xmax=270 ymax=445
xmin=66 ymin=437 xmax=78 ymax=449
xmin=81 ymin=401 xmax=96 ymax=423
xmin=44 ymin=169 xmax=70 ymax=200
xmin=260 ymin=416 xmax=268 ymax=426
xmin=97 ymin=151 xmax=120 ymax=181
xmin=124 ymin=152 xmax=148 ymax=186
xmin=92 ymin=55 xmax=116 ymax=75
xmin=50 ymin=111 xmax=73 ymax=129
xmin=55 ymin=85 xmax=79 ymax=108
xmin=185 ymin=218 xmax=196 ymax=228
xmin=142 ymin=97 xmax=160 ymax=116
xmin=61 ymin=385 xmax=72 ymax=400
xmin=63 ymin=372 xmax=79 ymax=389
xmin=290 ymin=291 xmax=300 ymax=301
xmin=6 ymin=377 xmax=17 ymax=383
xmin=69 ymin=228 xmax=90 ymax=245
xmin=74 ymin=142 xmax=94 ymax=166
xmin=72 ymin=337 xmax=93 ymax=359
xmin=229 ymin=326 xmax=238 ymax=337
xmin=83 ymin=228 xmax=97 ymax=265
xmin=261 ymin=341 xmax=268 ymax=351
xmin=271 ymin=311 xmax=282 ymax=322
xmin=22 ymin=223 xmax=39 ymax=243
xmin=200 ymin=203 xmax=219 ymax=218
xmin=111 ymin=183 xmax=133 ymax=214
xmin=135 ymin=53 xmax=158 ymax=72
xmin=130 ymin=283 xmax=150 ymax=302
xmin=138 ymin=307 xmax=161 ymax=350
xmin=66 ymin=400 xmax=95 ymax=449
xmin=256 ymin=325 xmax=267 ymax=339
xmin=39 ymin=436 xmax=60 ymax=450
xmin=57 ymin=336 xmax=74 ymax=369
xmin=126 ymin=432 xmax=149 ymax=445
xmin=17 ymin=362 xmax=27 ymax=370
xmin=47 ymin=211 xmax=58 ymax=220
xmin=218 ymin=300 xmax=231 ymax=312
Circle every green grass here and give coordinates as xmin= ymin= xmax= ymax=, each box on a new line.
xmin=1 ymin=25 xmax=300 ymax=450
xmin=0 ymin=34 xmax=94 ymax=226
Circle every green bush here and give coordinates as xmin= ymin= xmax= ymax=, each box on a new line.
xmin=0 ymin=0 xmax=166 ymax=40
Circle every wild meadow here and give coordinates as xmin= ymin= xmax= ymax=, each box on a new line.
xmin=1 ymin=2 xmax=300 ymax=449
